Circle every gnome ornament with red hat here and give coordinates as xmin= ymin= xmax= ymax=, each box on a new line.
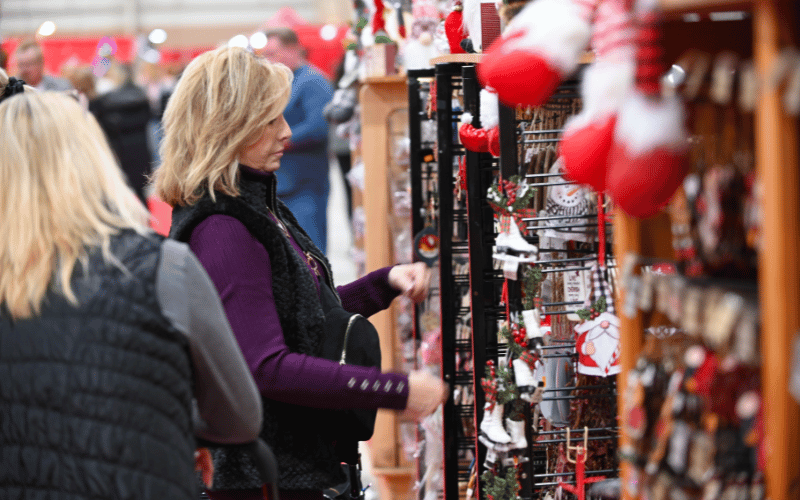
xmin=574 ymin=263 xmax=621 ymax=377
xmin=560 ymin=0 xmax=636 ymax=193
xmin=606 ymin=0 xmax=690 ymax=219
xmin=477 ymin=0 xmax=600 ymax=107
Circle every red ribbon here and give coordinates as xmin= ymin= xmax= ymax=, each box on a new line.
xmin=597 ymin=193 xmax=606 ymax=267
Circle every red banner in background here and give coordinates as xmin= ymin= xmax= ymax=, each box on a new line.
xmin=2 ymin=37 xmax=135 ymax=76
xmin=3 ymin=24 xmax=347 ymax=82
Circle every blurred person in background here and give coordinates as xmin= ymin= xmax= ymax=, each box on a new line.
xmin=263 ymin=27 xmax=333 ymax=254
xmin=13 ymin=39 xmax=72 ymax=91
xmin=91 ymin=64 xmax=153 ymax=202
xmin=152 ymin=46 xmax=448 ymax=500
xmin=0 ymin=75 xmax=263 ymax=499
xmin=0 ymin=47 xmax=7 ymax=70
xmin=67 ymin=65 xmax=98 ymax=100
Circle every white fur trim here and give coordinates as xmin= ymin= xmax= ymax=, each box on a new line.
xmin=463 ymin=0 xmax=481 ymax=47
xmin=502 ymin=0 xmax=592 ymax=74
xmin=480 ymin=89 xmax=499 ymax=128
xmin=563 ymin=58 xmax=634 ymax=131
xmin=615 ymin=92 xmax=689 ymax=155
xmin=461 ymin=111 xmax=474 ymax=125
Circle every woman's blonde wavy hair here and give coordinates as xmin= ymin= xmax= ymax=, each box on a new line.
xmin=152 ymin=46 xmax=293 ymax=206
xmin=0 ymin=91 xmax=151 ymax=320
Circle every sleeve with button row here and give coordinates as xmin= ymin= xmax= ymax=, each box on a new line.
xmin=188 ymin=215 xmax=410 ymax=410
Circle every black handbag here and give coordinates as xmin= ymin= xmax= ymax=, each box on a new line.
xmin=317 ymin=282 xmax=382 ymax=451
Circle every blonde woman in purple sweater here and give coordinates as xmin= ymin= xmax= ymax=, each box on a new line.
xmin=151 ymin=46 xmax=448 ymax=500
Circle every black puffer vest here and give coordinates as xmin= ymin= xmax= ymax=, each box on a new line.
xmin=169 ymin=168 xmax=346 ymax=491
xmin=0 ymin=231 xmax=196 ymax=500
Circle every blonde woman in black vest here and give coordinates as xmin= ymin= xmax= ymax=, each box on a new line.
xmin=0 ymin=83 xmax=263 ymax=499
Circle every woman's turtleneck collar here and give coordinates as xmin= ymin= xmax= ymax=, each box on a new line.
xmin=238 ymin=163 xmax=278 ymax=210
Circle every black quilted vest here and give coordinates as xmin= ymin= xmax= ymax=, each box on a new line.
xmin=0 ymin=230 xmax=196 ymax=500
xmin=169 ymin=168 xmax=346 ymax=491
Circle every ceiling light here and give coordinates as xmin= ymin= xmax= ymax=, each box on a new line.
xmin=149 ymin=29 xmax=167 ymax=45
xmin=250 ymin=32 xmax=268 ymax=50
xmin=320 ymin=24 xmax=338 ymax=41
xmin=229 ymin=35 xmax=249 ymax=48
xmin=38 ymin=21 xmax=56 ymax=37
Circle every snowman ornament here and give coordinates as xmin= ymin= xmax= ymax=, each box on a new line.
xmin=541 ymin=158 xmax=593 ymax=243
xmin=574 ymin=264 xmax=621 ymax=377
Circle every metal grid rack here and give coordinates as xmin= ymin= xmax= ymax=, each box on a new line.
xmin=475 ymin=70 xmax=620 ymax=500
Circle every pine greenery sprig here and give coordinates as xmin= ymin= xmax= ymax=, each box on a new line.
xmin=481 ymin=465 xmax=521 ymax=500
xmin=481 ymin=358 xmax=519 ymax=409
xmin=486 ymin=176 xmax=537 ymax=215
xmin=576 ymin=295 xmax=607 ymax=321
xmin=499 ymin=324 xmax=524 ymax=358
xmin=522 ymin=265 xmax=543 ymax=310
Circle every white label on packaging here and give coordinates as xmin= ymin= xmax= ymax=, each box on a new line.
xmin=503 ymin=259 xmax=519 ymax=280
xmin=564 ymin=269 xmax=585 ymax=321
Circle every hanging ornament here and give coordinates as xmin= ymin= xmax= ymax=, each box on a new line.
xmin=459 ymin=112 xmax=491 ymax=152
xmin=606 ymin=1 xmax=690 ymax=219
xmin=444 ymin=0 xmax=468 ymax=54
xmin=486 ymin=175 xmax=537 ymax=236
xmin=372 ymin=0 xmax=387 ymax=35
xmin=477 ymin=0 xmax=599 ymax=107
xmin=557 ymin=428 xmax=607 ymax=500
xmin=574 ymin=263 xmax=621 ymax=377
xmin=560 ymin=0 xmax=635 ymax=193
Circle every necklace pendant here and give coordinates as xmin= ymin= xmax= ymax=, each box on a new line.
xmin=304 ymin=251 xmax=321 ymax=278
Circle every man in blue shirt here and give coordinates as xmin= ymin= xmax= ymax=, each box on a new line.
xmin=263 ymin=28 xmax=334 ymax=254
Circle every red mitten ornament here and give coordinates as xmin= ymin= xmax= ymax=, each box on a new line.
xmin=477 ymin=0 xmax=599 ymax=107
xmin=560 ymin=0 xmax=635 ymax=193
xmin=444 ymin=1 xmax=467 ymax=54
xmin=480 ymin=88 xmax=501 ymax=156
xmin=606 ymin=8 xmax=689 ymax=219
xmin=458 ymin=112 xmax=490 ymax=152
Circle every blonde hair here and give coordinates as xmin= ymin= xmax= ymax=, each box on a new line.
xmin=0 ymin=92 xmax=151 ymax=319
xmin=152 ymin=46 xmax=292 ymax=206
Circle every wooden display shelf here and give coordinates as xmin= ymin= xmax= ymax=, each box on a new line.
xmin=359 ymin=75 xmax=415 ymax=500
xmin=430 ymin=53 xmax=483 ymax=65
xmin=658 ymin=0 xmax=752 ymax=14
xmin=616 ymin=3 xmax=800 ymax=500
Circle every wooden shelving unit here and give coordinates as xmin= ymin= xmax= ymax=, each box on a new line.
xmin=359 ymin=76 xmax=416 ymax=500
xmin=615 ymin=2 xmax=800 ymax=500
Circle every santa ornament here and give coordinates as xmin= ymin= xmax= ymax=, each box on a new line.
xmin=574 ymin=264 xmax=621 ymax=377
xmin=560 ymin=0 xmax=636 ymax=193
xmin=444 ymin=0 xmax=468 ymax=54
xmin=606 ymin=0 xmax=690 ymax=219
xmin=477 ymin=0 xmax=600 ymax=107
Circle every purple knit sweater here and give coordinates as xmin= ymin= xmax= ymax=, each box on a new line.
xmin=187 ymin=187 xmax=409 ymax=411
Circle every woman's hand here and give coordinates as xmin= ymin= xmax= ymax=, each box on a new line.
xmin=400 ymin=370 xmax=449 ymax=421
xmin=388 ymin=263 xmax=432 ymax=303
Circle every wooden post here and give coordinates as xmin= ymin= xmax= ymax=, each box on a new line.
xmin=613 ymin=209 xmax=644 ymax=500
xmin=753 ymin=2 xmax=800 ymax=500
xmin=360 ymin=75 xmax=416 ymax=499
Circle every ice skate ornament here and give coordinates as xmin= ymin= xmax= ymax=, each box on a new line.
xmin=574 ymin=264 xmax=621 ymax=377
xmin=477 ymin=0 xmax=600 ymax=107
xmin=560 ymin=0 xmax=635 ymax=193
xmin=557 ymin=428 xmax=607 ymax=500
xmin=479 ymin=360 xmax=516 ymax=448
xmin=606 ymin=0 xmax=689 ymax=219
xmin=488 ymin=176 xmax=538 ymax=276
xmin=499 ymin=319 xmax=543 ymax=401
xmin=539 ymin=158 xmax=594 ymax=243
